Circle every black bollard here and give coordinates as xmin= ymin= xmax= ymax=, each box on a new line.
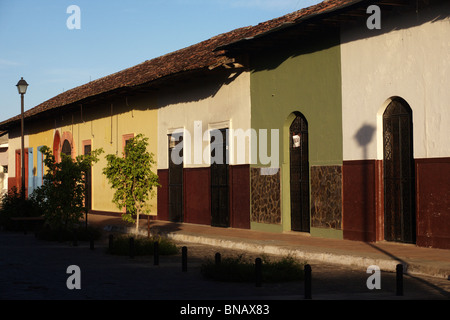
xmin=108 ymin=234 xmax=114 ymax=251
xmin=215 ymin=252 xmax=221 ymax=265
xmin=255 ymin=258 xmax=262 ymax=287
xmin=304 ymin=264 xmax=312 ymax=299
xmin=182 ymin=246 xmax=187 ymax=272
xmin=154 ymin=241 xmax=159 ymax=266
xmin=396 ymin=264 xmax=403 ymax=296
xmin=90 ymin=237 xmax=94 ymax=250
xmin=129 ymin=237 xmax=135 ymax=258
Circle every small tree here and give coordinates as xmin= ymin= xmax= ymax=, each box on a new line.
xmin=34 ymin=146 xmax=103 ymax=232
xmin=103 ymin=134 xmax=160 ymax=233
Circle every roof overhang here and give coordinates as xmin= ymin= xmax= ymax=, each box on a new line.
xmin=216 ymin=0 xmax=437 ymax=54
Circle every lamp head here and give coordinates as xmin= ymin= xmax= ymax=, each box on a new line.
xmin=16 ymin=77 xmax=29 ymax=95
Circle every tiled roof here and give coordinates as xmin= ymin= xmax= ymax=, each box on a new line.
xmin=0 ymin=0 xmax=359 ymax=129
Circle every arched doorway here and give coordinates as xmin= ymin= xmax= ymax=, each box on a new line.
xmin=53 ymin=131 xmax=61 ymax=163
xmin=289 ymin=112 xmax=310 ymax=232
xmin=383 ymin=97 xmax=415 ymax=243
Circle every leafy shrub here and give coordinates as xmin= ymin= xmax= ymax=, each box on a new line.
xmin=0 ymin=187 xmax=44 ymax=231
xmin=103 ymin=134 xmax=160 ymax=234
xmin=259 ymin=256 xmax=306 ymax=282
xmin=107 ymin=234 xmax=178 ymax=256
xmin=34 ymin=146 xmax=103 ymax=233
xmin=201 ymin=254 xmax=305 ymax=283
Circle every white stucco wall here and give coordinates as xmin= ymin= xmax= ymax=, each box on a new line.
xmin=157 ymin=70 xmax=251 ymax=169
xmin=341 ymin=3 xmax=450 ymax=160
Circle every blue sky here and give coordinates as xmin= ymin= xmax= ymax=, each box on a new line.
xmin=0 ymin=0 xmax=323 ymax=123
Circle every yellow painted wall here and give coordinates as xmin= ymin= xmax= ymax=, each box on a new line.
xmin=24 ymin=93 xmax=159 ymax=215
xmin=28 ymin=119 xmax=53 ymax=168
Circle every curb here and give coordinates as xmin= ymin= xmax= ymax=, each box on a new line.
xmin=101 ymin=224 xmax=450 ymax=279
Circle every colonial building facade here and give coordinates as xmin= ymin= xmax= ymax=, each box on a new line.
xmin=339 ymin=0 xmax=450 ymax=248
xmin=1 ymin=0 xmax=448 ymax=249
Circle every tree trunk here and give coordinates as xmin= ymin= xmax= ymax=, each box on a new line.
xmin=135 ymin=212 xmax=140 ymax=234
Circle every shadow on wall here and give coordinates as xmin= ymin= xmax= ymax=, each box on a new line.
xmin=352 ymin=124 xmax=376 ymax=242
xmin=157 ymin=70 xmax=244 ymax=109
xmin=250 ymin=31 xmax=340 ymax=73
xmin=338 ymin=0 xmax=450 ymax=46
xmin=247 ymin=1 xmax=450 ymax=74
xmin=354 ymin=124 xmax=376 ymax=158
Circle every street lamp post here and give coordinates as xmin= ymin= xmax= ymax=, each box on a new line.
xmin=16 ymin=77 xmax=28 ymax=199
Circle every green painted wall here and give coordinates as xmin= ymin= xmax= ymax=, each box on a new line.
xmin=249 ymin=34 xmax=343 ymax=235
xmin=250 ymin=35 xmax=343 ymax=167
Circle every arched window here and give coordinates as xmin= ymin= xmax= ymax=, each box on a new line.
xmin=61 ymin=139 xmax=72 ymax=157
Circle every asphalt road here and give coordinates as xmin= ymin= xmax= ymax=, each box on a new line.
xmin=1 ymin=230 xmax=449 ymax=303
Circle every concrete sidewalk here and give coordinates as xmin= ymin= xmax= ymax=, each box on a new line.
xmin=87 ymin=214 xmax=450 ymax=280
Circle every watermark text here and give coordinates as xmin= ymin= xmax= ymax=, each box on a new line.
xmin=66 ymin=5 xmax=81 ymax=30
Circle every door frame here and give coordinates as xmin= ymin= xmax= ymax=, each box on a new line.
xmin=381 ymin=97 xmax=416 ymax=243
xmin=210 ymin=127 xmax=230 ymax=228
xmin=286 ymin=111 xmax=310 ymax=233
xmin=289 ymin=111 xmax=311 ymax=233
xmin=168 ymin=131 xmax=184 ymax=222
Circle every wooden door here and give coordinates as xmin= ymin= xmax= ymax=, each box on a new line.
xmin=210 ymin=128 xmax=229 ymax=227
xmin=15 ymin=149 xmax=29 ymax=197
xmin=383 ymin=98 xmax=415 ymax=243
xmin=290 ymin=113 xmax=310 ymax=232
xmin=168 ymin=133 xmax=183 ymax=222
